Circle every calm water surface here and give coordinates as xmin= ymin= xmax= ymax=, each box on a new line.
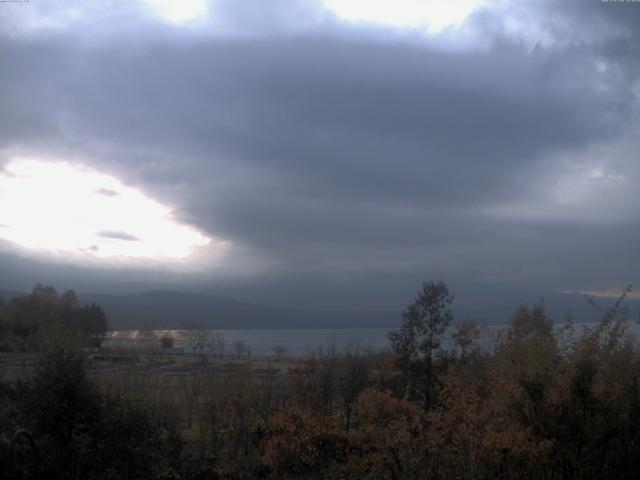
xmin=105 ymin=321 xmax=640 ymax=357
xmin=106 ymin=328 xmax=391 ymax=356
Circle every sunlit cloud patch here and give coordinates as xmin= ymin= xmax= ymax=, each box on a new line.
xmin=322 ymin=0 xmax=491 ymax=33
xmin=142 ymin=0 xmax=210 ymax=24
xmin=0 ymin=159 xmax=213 ymax=263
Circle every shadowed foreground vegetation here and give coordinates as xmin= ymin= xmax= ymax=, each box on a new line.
xmin=1 ymin=282 xmax=639 ymax=479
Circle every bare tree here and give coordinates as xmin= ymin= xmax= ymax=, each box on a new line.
xmin=451 ymin=319 xmax=483 ymax=361
xmin=208 ymin=330 xmax=226 ymax=357
xmin=272 ymin=344 xmax=287 ymax=361
xmin=233 ymin=339 xmax=248 ymax=359
xmin=318 ymin=357 xmax=338 ymax=416
xmin=183 ymin=323 xmax=209 ymax=356
xmin=338 ymin=354 xmax=368 ymax=431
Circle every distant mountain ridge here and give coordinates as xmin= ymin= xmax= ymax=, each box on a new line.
xmin=0 ymin=288 xmax=23 ymax=302
xmin=2 ymin=288 xmax=399 ymax=329
xmin=64 ymin=290 xmax=640 ymax=330
xmin=78 ymin=290 xmax=398 ymax=330
xmin=1 ymin=287 xmax=637 ymax=330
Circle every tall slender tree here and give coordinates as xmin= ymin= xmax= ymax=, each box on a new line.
xmin=388 ymin=280 xmax=453 ymax=410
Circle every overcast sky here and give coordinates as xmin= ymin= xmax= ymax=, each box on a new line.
xmin=0 ymin=0 xmax=639 ymax=311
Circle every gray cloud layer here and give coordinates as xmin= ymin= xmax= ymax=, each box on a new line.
xmin=0 ymin=0 xmax=639 ymax=309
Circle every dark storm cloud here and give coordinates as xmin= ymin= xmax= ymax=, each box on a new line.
xmin=0 ymin=0 xmax=639 ymax=308
xmin=0 ymin=40 xmax=614 ymax=213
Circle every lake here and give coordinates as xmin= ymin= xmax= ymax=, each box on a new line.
xmin=105 ymin=328 xmax=393 ymax=356
xmin=105 ymin=321 xmax=640 ymax=357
